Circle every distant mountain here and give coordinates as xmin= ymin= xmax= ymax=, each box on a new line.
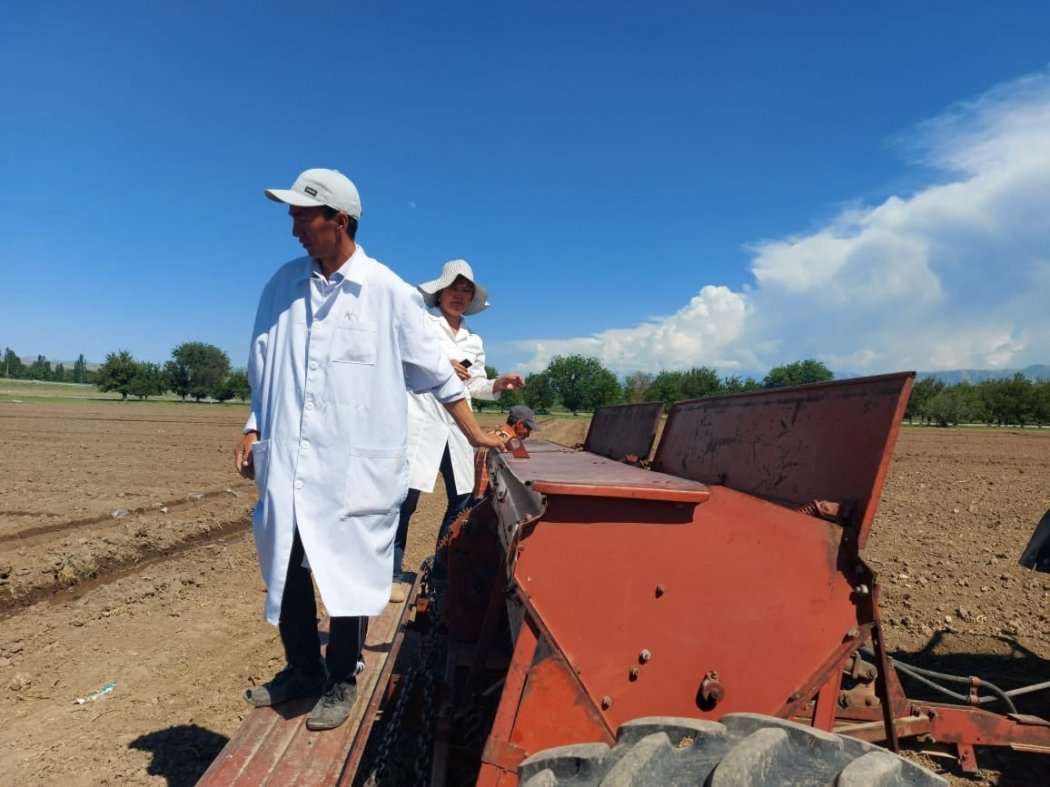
xmin=916 ymin=365 xmax=1050 ymax=384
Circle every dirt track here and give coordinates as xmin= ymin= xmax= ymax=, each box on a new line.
xmin=1 ymin=399 xmax=1049 ymax=785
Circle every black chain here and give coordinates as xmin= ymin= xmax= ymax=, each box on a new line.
xmin=362 ymin=665 xmax=417 ymax=785
xmin=361 ymin=557 xmax=447 ymax=787
xmin=414 ymin=556 xmax=446 ymax=784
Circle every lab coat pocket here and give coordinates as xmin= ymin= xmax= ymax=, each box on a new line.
xmin=332 ymin=320 xmax=377 ymax=365
xmin=250 ymin=439 xmax=271 ymax=491
xmin=250 ymin=439 xmax=271 ymax=532
xmin=343 ymin=446 xmax=407 ymax=517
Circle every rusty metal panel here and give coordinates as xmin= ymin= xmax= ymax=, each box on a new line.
xmin=511 ymin=486 xmax=866 ymax=733
xmin=651 ymin=372 xmax=913 ymax=546
xmin=494 ymin=440 xmax=710 ymax=503
xmin=583 ymin=402 xmax=663 ymax=462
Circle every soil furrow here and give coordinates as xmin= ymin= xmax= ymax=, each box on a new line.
xmin=0 ymin=482 xmax=254 ymax=545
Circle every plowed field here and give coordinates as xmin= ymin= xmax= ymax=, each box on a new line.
xmin=1 ymin=397 xmax=1048 ymax=785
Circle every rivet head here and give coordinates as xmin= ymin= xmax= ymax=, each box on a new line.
xmin=629 ymin=667 xmax=641 ymax=681
xmin=655 ymin=584 xmax=666 ymax=598
xmin=639 ymin=649 xmax=651 ymax=663
xmin=601 ymin=695 xmax=612 ymax=709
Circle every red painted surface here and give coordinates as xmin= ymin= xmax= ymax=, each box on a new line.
xmin=499 ymin=444 xmax=711 ymax=503
xmin=458 ymin=376 xmax=916 ymax=784
xmin=512 ymin=484 xmax=864 ymax=726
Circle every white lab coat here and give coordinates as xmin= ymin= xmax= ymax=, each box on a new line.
xmin=405 ymin=310 xmax=499 ymax=494
xmin=245 ymin=248 xmax=465 ymax=623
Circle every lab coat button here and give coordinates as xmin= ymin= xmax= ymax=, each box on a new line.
xmin=294 ymin=480 xmax=304 ymax=490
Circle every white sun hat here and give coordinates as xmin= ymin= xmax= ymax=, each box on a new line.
xmin=418 ymin=259 xmax=490 ymax=316
xmin=264 ymin=168 xmax=362 ymax=219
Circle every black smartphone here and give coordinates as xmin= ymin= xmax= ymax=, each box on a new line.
xmin=460 ymin=359 xmax=472 ymax=368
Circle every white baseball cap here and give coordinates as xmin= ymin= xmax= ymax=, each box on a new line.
xmin=264 ymin=168 xmax=362 ymax=219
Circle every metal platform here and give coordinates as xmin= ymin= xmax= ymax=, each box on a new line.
xmin=197 ymin=575 xmax=417 ymax=786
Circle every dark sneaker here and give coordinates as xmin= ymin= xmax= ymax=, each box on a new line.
xmin=306 ymin=679 xmax=358 ymax=730
xmin=244 ymin=664 xmax=324 ymax=707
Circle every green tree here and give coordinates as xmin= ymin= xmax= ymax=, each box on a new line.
xmin=3 ymin=348 xmax=24 ymax=379
xmin=218 ymin=368 xmax=251 ymax=403
xmin=681 ymin=366 xmax=722 ymax=399
xmin=522 ymin=371 xmax=556 ymax=413
xmin=53 ymin=362 xmax=65 ymax=382
xmin=169 ymin=342 xmax=231 ymax=402
xmin=128 ymin=362 xmax=166 ymax=400
xmin=26 ymin=355 xmax=53 ymax=381
xmin=978 ymin=374 xmax=1035 ymax=426
xmin=545 ymin=354 xmax=620 ymax=415
xmin=163 ymin=359 xmax=191 ymax=399
xmin=925 ymin=384 xmax=979 ymax=427
xmin=648 ymin=371 xmax=686 ymax=410
xmin=1032 ymin=379 xmax=1050 ymax=427
xmin=647 ymin=367 xmax=729 ymax=410
xmin=622 ymin=371 xmax=653 ymax=403
xmin=95 ymin=350 xmax=139 ymax=400
xmin=906 ymin=377 xmax=945 ymax=424
xmin=722 ymin=374 xmax=761 ymax=394
xmin=763 ymin=359 xmax=834 ymax=388
xmin=72 ymin=354 xmax=88 ymax=384
xmin=1005 ymin=373 xmax=1036 ymax=426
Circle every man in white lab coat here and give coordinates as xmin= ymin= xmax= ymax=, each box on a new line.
xmin=233 ymin=168 xmax=505 ymax=731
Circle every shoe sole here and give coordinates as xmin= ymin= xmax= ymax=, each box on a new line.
xmin=243 ymin=682 xmax=324 ymax=708
xmin=305 ymin=713 xmax=350 ymax=731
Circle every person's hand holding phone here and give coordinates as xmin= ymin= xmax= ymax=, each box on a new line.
xmin=451 ymin=358 xmax=473 ymax=380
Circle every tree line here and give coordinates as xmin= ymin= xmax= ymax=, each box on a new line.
xmin=1 ymin=343 xmax=248 ymax=402
xmin=1 ymin=345 xmax=836 ymax=410
xmin=481 ymin=357 xmax=835 ymax=415
xmin=1 ymin=348 xmax=91 ymax=384
xmin=16 ymin=342 xmax=1041 ymax=426
xmin=905 ymin=374 xmax=1050 ymax=427
xmin=486 ymin=358 xmax=1050 ymax=425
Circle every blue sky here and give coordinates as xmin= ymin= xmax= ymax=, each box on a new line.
xmin=2 ymin=1 xmax=1049 ymax=379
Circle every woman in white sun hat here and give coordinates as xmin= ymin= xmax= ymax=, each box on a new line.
xmin=393 ymin=260 xmax=525 ymax=591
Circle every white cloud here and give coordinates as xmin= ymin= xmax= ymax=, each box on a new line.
xmin=515 ymin=286 xmax=751 ymax=374
xmin=516 ymin=68 xmax=1050 ymax=377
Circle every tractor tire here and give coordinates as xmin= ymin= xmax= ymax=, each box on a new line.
xmin=518 ymin=713 xmax=945 ymax=786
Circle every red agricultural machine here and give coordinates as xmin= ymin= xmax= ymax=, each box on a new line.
xmin=202 ymin=372 xmax=1050 ymax=786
